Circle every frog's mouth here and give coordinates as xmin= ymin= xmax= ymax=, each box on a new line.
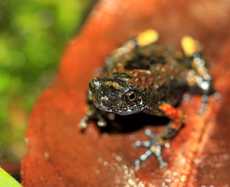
xmin=94 ymin=98 xmax=145 ymax=116
xmin=115 ymin=108 xmax=145 ymax=116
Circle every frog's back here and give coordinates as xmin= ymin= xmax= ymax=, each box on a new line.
xmin=103 ymin=40 xmax=189 ymax=89
xmin=95 ymin=30 xmax=214 ymax=117
xmin=103 ymin=30 xmax=178 ymax=73
xmin=100 ymin=40 xmax=190 ymax=115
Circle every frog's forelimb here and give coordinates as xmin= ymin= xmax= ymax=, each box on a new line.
xmin=134 ymin=103 xmax=184 ymax=169
xmin=79 ymin=105 xmax=107 ymax=131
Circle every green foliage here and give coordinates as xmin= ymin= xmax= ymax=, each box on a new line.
xmin=0 ymin=168 xmax=21 ymax=187
xmin=0 ymin=0 xmax=91 ymax=162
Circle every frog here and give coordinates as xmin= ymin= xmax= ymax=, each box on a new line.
xmin=79 ymin=29 xmax=214 ymax=169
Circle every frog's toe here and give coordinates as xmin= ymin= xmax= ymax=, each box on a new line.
xmin=134 ymin=150 xmax=153 ymax=170
xmin=134 ymin=140 xmax=151 ymax=148
xmin=97 ymin=119 xmax=107 ymax=127
xmin=134 ymin=159 xmax=141 ymax=170
xmin=159 ymin=159 xmax=168 ymax=168
xmin=198 ymin=94 xmax=209 ymax=115
xmin=144 ymin=128 xmax=155 ymax=138
xmin=79 ymin=116 xmax=88 ymax=130
xmin=150 ymin=143 xmax=168 ymax=168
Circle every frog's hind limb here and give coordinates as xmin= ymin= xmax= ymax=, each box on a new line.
xmin=134 ymin=103 xmax=184 ymax=169
xmin=181 ymin=36 xmax=212 ymax=93
xmin=181 ymin=36 xmax=213 ymax=114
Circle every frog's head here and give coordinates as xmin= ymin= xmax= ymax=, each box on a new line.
xmin=88 ymin=73 xmax=146 ymax=115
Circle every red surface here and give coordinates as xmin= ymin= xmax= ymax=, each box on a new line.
xmin=22 ymin=0 xmax=230 ymax=186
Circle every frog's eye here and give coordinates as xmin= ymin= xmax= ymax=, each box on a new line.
xmin=125 ymin=91 xmax=136 ymax=102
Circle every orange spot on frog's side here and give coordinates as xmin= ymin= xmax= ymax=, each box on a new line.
xmin=159 ymin=103 xmax=182 ymax=121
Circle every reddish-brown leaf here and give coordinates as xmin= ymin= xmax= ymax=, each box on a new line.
xmin=22 ymin=0 xmax=230 ymax=186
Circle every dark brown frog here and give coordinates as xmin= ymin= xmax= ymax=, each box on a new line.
xmin=80 ymin=30 xmax=214 ymax=169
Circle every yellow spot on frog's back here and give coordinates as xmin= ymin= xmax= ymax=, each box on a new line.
xmin=136 ymin=29 xmax=159 ymax=46
xmin=181 ymin=36 xmax=201 ymax=56
xmin=105 ymin=81 xmax=122 ymax=89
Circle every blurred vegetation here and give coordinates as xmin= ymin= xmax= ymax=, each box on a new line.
xmin=0 ymin=167 xmax=21 ymax=187
xmin=0 ymin=0 xmax=92 ymax=163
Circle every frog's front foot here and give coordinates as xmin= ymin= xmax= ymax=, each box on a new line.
xmin=134 ymin=129 xmax=169 ymax=169
xmin=80 ymin=111 xmax=107 ymax=131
